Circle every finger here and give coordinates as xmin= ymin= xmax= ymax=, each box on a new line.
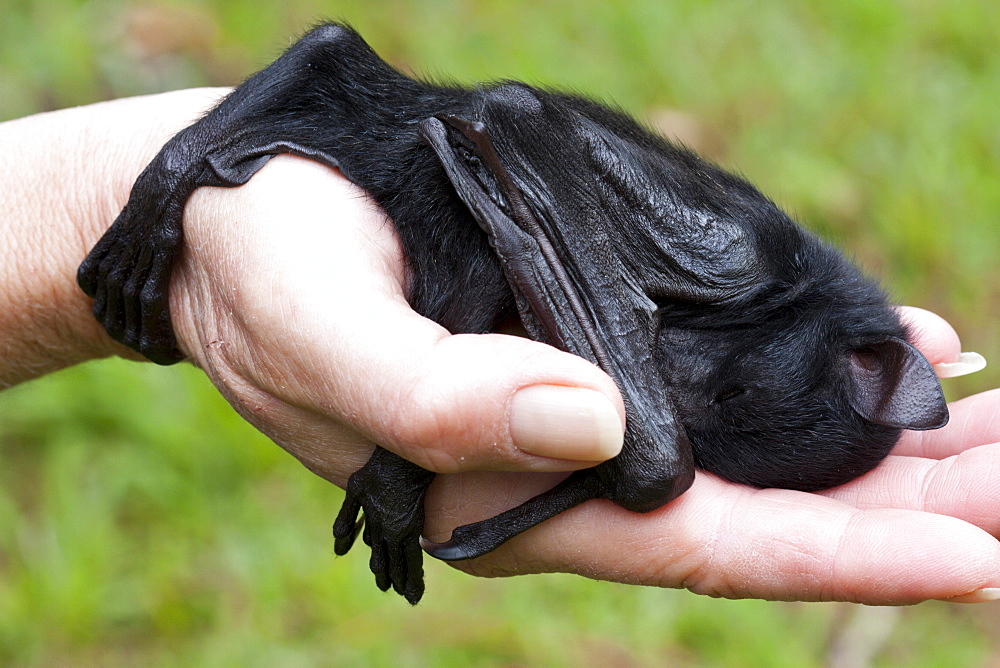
xmin=898 ymin=306 xmax=987 ymax=378
xmin=292 ymin=281 xmax=627 ymax=475
xmin=427 ymin=473 xmax=1000 ymax=605
xmin=822 ymin=443 xmax=1000 ymax=535
xmin=894 ymin=389 xmax=1000 ymax=458
xmin=241 ymin=163 xmax=624 ymax=471
xmin=343 ymin=322 xmax=626 ymax=473
xmin=897 ymin=306 xmax=961 ymax=365
xmin=240 ymin=268 xmax=627 ymax=475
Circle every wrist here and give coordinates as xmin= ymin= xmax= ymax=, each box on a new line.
xmin=0 ymin=89 xmax=228 ymax=387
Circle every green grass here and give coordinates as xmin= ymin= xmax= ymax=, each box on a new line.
xmin=1 ymin=1 xmax=998 ymax=665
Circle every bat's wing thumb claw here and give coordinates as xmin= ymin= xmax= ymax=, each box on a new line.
xmin=419 ymin=536 xmax=476 ymax=561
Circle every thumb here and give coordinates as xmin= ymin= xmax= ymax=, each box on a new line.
xmin=288 ymin=295 xmax=627 ymax=474
xmin=177 ymin=154 xmax=625 ymax=475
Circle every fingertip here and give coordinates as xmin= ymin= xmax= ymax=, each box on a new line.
xmin=897 ymin=306 xmax=961 ymax=365
xmin=934 ymin=351 xmax=987 ymax=379
xmin=943 ymin=588 xmax=1000 ymax=604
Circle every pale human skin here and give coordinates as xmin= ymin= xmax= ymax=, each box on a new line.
xmin=2 ymin=89 xmax=999 ymax=605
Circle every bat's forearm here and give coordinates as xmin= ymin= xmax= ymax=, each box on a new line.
xmin=0 ymin=89 xmax=227 ymax=387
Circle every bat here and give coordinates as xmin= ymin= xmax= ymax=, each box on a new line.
xmin=77 ymin=23 xmax=949 ymax=604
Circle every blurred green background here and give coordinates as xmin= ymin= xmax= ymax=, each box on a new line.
xmin=1 ymin=1 xmax=998 ymax=665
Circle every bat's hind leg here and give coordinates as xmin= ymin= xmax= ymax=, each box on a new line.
xmin=77 ymin=23 xmax=387 ymax=363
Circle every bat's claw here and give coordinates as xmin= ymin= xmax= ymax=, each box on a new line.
xmin=418 ymin=520 xmax=513 ymax=562
xmin=419 ymin=537 xmax=475 ymax=561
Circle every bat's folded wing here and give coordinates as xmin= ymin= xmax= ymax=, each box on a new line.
xmin=418 ymin=91 xmax=695 ymax=560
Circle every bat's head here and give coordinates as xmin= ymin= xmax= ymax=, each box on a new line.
xmin=656 ymin=246 xmax=949 ymax=491
xmin=422 ymin=82 xmax=948 ymax=493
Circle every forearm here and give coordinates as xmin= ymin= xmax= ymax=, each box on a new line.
xmin=0 ymin=89 xmax=227 ymax=387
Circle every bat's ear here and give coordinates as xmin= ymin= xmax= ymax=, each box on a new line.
xmin=846 ymin=337 xmax=948 ymax=430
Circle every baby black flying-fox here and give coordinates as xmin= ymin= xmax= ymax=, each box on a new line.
xmin=78 ymin=23 xmax=948 ymax=604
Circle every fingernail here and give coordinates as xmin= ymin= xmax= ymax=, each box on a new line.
xmin=934 ymin=352 xmax=987 ymax=379
xmin=510 ymin=385 xmax=624 ymax=462
xmin=944 ymin=587 xmax=1000 ymax=604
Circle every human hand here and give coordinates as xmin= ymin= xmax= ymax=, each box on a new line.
xmin=0 ymin=89 xmax=625 ymax=604
xmin=169 ymin=153 xmax=626 ymax=488
xmin=5 ymin=90 xmax=994 ymax=606
xmin=173 ymin=147 xmax=998 ymax=606
xmin=423 ymin=309 xmax=1000 ymax=605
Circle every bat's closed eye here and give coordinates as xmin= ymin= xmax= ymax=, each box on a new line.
xmin=713 ymin=387 xmax=746 ymax=404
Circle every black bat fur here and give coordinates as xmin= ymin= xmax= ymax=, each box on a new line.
xmin=78 ymin=24 xmax=949 ymax=604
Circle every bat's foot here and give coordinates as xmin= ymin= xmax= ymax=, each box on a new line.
xmin=333 ymin=448 xmax=435 ymax=604
xmin=77 ymin=170 xmax=188 ymax=365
